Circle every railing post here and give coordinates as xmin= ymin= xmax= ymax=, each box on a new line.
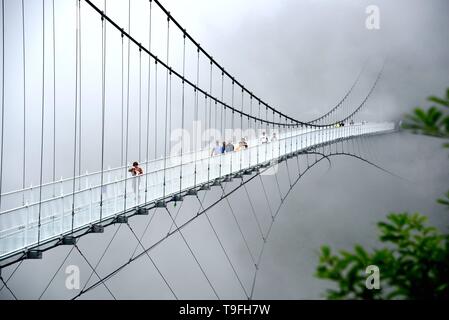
xmin=59 ymin=176 xmax=63 ymax=198
xmin=89 ymin=185 xmax=93 ymax=223
xmin=60 ymin=190 xmax=64 ymax=234
xmin=114 ymin=177 xmax=118 ymax=215
xmin=85 ymin=170 xmax=89 ymax=190
xmin=29 ymin=183 xmax=34 ymax=205
xmin=107 ymin=166 xmax=111 ymax=184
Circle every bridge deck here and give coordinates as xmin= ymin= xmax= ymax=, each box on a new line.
xmin=0 ymin=122 xmax=395 ymax=259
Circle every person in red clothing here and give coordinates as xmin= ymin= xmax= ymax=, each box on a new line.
xmin=128 ymin=162 xmax=143 ymax=203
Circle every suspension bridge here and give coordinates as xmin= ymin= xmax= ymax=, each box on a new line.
xmin=0 ymin=0 xmax=397 ymax=300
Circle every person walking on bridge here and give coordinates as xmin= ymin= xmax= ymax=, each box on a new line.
xmin=260 ymin=131 xmax=268 ymax=144
xmin=211 ymin=141 xmax=223 ymax=156
xmin=128 ymin=161 xmax=143 ymax=204
xmin=225 ymin=141 xmax=234 ymax=153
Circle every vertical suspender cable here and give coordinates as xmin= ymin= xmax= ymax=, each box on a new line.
xmin=282 ymin=116 xmax=285 ymax=155
xmin=278 ymin=115 xmax=281 ymax=157
xmin=144 ymin=0 xmax=152 ymax=204
xmin=123 ymin=0 xmax=131 ymax=212
xmin=193 ymin=48 xmax=199 ymax=188
xmin=249 ymin=95 xmax=252 ymax=166
xmin=289 ymin=117 xmax=292 ymax=154
xmin=120 ymin=29 xmax=124 ymax=173
xmin=78 ymin=0 xmax=82 ymax=182
xmin=265 ymin=105 xmax=267 ymax=137
xmin=209 ymin=61 xmax=213 ymax=134
xmin=205 ymin=94 xmax=209 ymax=183
xmin=257 ymin=99 xmax=260 ymax=164
xmin=295 ymin=122 xmax=298 ymax=152
xmin=271 ymin=111 xmax=274 ymax=159
xmin=221 ymin=72 xmax=226 ymax=175
xmin=99 ymin=1 xmax=106 ymax=221
xmin=179 ymin=32 xmax=185 ymax=194
xmin=259 ymin=104 xmax=266 ymax=161
xmin=169 ymin=69 xmax=172 ymax=161
xmin=168 ymin=68 xmax=172 ymax=189
xmin=52 ymin=0 xmax=56 ymax=186
xmin=289 ymin=119 xmax=292 ymax=153
xmin=162 ymin=15 xmax=170 ymax=198
xmin=325 ymin=116 xmax=328 ymax=150
xmin=154 ymin=58 xmax=157 ymax=171
xmin=264 ymin=104 xmax=268 ymax=162
xmin=71 ymin=0 xmax=80 ymax=234
xmin=154 ymin=58 xmax=158 ymax=172
xmin=21 ymin=0 xmax=27 ymax=203
xmin=0 ymin=0 xmax=4 ymax=213
xmin=222 ymin=72 xmax=227 ymax=177
xmin=285 ymin=117 xmax=288 ymax=154
xmin=138 ymin=48 xmax=142 ymax=162
xmin=294 ymin=122 xmax=297 ymax=152
xmin=240 ymin=88 xmax=243 ymax=133
xmin=231 ymin=81 xmax=234 ymax=174
xmin=207 ymin=60 xmax=212 ymax=184
xmin=37 ymin=0 xmax=46 ymax=245
xmin=216 ymin=99 xmax=220 ymax=177
xmin=281 ymin=116 xmax=284 ymax=153
xmin=257 ymin=100 xmax=260 ymax=138
xmin=204 ymin=94 xmax=207 ymax=146
xmin=249 ymin=95 xmax=252 ymax=133
xmin=203 ymin=95 xmax=206 ymax=149
xmin=221 ymin=71 xmax=224 ymax=141
xmin=239 ymin=89 xmax=243 ymax=171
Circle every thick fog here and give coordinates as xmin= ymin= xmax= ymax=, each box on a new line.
xmin=0 ymin=0 xmax=448 ymax=299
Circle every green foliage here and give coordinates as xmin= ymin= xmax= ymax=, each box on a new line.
xmin=402 ymin=88 xmax=449 ymax=138
xmin=316 ymin=212 xmax=449 ymax=299
xmin=403 ymin=107 xmax=445 ymax=136
xmin=437 ymin=191 xmax=449 ymax=209
xmin=428 ymin=88 xmax=449 ymax=108
xmin=316 ymin=89 xmax=449 ymax=300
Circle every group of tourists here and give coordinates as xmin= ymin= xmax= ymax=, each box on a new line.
xmin=211 ymin=139 xmax=243 ymax=156
xmin=210 ymin=131 xmax=278 ymax=156
xmin=129 ymin=131 xmax=279 ymax=181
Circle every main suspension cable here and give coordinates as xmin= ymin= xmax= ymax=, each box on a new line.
xmin=83 ymin=0 xmax=356 ymax=128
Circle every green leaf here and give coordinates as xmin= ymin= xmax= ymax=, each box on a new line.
xmin=316 ymin=212 xmax=449 ymax=299
xmin=402 ymin=89 xmax=449 ymax=138
xmin=437 ymin=191 xmax=449 ymax=209
xmin=428 ymin=95 xmax=449 ymax=107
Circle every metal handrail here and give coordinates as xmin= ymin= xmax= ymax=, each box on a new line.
xmin=0 ymin=126 xmax=312 ymax=198
xmin=0 ymin=123 xmax=387 ymax=216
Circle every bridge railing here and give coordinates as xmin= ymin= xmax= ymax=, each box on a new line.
xmin=0 ymin=122 xmax=395 ymax=258
xmin=0 ymin=127 xmax=306 ymax=213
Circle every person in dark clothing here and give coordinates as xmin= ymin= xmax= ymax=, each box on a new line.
xmin=225 ymin=141 xmax=234 ymax=152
